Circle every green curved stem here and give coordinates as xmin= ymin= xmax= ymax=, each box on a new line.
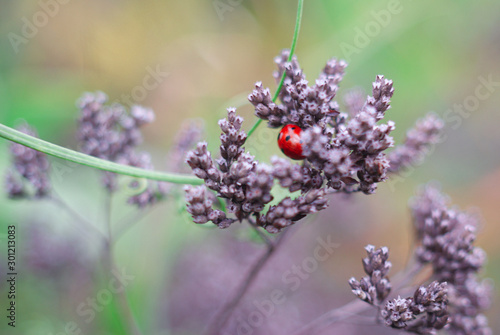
xmin=247 ymin=0 xmax=304 ymax=138
xmin=0 ymin=0 xmax=304 ymax=182
xmin=0 ymin=123 xmax=203 ymax=185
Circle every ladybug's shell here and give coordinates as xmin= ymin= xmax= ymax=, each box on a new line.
xmin=278 ymin=125 xmax=305 ymax=160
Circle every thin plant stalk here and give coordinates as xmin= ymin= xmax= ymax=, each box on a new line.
xmin=204 ymin=228 xmax=291 ymax=335
xmin=246 ymin=0 xmax=304 ymax=138
xmin=101 ymin=193 xmax=144 ymax=335
xmin=49 ymin=193 xmax=106 ymax=241
xmin=0 ymin=123 xmax=202 ymax=185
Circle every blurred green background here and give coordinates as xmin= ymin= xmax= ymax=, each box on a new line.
xmin=1 ymin=0 xmax=499 ymax=334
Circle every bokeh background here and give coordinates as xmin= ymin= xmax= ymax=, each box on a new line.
xmin=1 ymin=0 xmax=499 ymax=334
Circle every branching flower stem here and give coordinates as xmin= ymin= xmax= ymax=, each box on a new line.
xmin=204 ymin=227 xmax=292 ymax=335
xmin=49 ymin=193 xmax=105 ymax=241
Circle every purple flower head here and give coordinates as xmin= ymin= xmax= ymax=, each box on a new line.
xmin=410 ymin=184 xmax=492 ymax=334
xmin=381 ymin=282 xmax=449 ymax=332
xmin=76 ymin=91 xmax=165 ymax=207
xmin=187 ymin=51 xmax=447 ymax=232
xmin=349 ymin=245 xmax=392 ymax=305
xmin=5 ymin=124 xmax=51 ymax=198
xmin=249 ymin=49 xmax=345 ymax=131
xmin=185 ymin=108 xmax=328 ymax=231
xmin=389 ymin=113 xmax=444 ymax=173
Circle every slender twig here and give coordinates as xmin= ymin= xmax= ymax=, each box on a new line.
xmin=247 ymin=218 xmax=273 ymax=247
xmin=100 ymin=193 xmax=144 ymax=335
xmin=104 ymin=193 xmax=113 ymax=242
xmin=292 ymin=299 xmax=370 ymax=335
xmin=0 ymin=123 xmax=202 ymax=185
xmin=113 ymin=209 xmax=149 ymax=241
xmin=204 ymin=227 xmax=291 ymax=335
xmin=49 ymin=193 xmax=105 ymax=241
xmin=246 ymin=0 xmax=304 ymax=138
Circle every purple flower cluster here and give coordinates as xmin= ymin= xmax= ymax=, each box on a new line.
xmin=249 ymin=49 xmax=346 ymax=131
xmin=185 ymin=50 xmax=445 ymax=232
xmin=185 ymin=108 xmax=328 ymax=232
xmin=76 ymin=91 xmax=165 ymax=207
xmin=349 ymin=186 xmax=492 ymax=334
xmin=410 ymin=184 xmax=492 ymax=334
xmin=381 ymin=281 xmax=449 ymax=333
xmin=5 ymin=124 xmax=51 ymax=198
xmin=349 ymin=245 xmax=392 ymax=305
xmin=184 ymin=185 xmax=232 ymax=228
xmin=249 ymin=51 xmax=408 ymax=194
xmin=350 ymin=245 xmax=450 ymax=334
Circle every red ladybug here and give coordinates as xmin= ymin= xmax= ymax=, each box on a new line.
xmin=277 ymin=124 xmax=305 ymax=160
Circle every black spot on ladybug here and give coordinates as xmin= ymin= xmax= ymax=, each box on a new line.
xmin=277 ymin=133 xmax=281 ymax=141
xmin=281 ymin=148 xmax=285 ymax=154
xmin=285 ymin=135 xmax=291 ymax=141
xmin=292 ymin=127 xmax=296 ymax=130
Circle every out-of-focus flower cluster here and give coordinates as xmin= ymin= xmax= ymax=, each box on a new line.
xmin=350 ymin=245 xmax=449 ymax=334
xmin=24 ymin=222 xmax=92 ymax=277
xmin=76 ymin=91 xmax=166 ymax=207
xmin=389 ymin=114 xmax=444 ymax=172
xmin=5 ymin=124 xmax=51 ymax=198
xmin=348 ymin=185 xmax=492 ymax=334
xmin=411 ymin=184 xmax=492 ymax=335
xmin=185 ymin=50 xmax=443 ymax=232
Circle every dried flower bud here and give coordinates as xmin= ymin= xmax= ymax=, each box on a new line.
xmin=366 ymin=75 xmax=394 ymax=120
xmin=218 ymin=108 xmax=247 ymax=172
xmin=248 ymin=82 xmax=287 ymax=128
xmin=381 ymin=281 xmax=449 ymax=332
xmin=349 ymin=245 xmax=392 ymax=305
xmin=186 ymin=142 xmax=221 ymax=192
xmin=251 ymin=50 xmax=348 ymax=131
xmin=259 ymin=189 xmax=328 ymax=233
xmin=184 ymin=185 xmax=234 ymax=228
xmin=381 ymin=296 xmax=415 ymax=329
xmin=242 ymin=164 xmax=274 ymax=213
xmin=273 ymin=49 xmax=305 ymax=90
